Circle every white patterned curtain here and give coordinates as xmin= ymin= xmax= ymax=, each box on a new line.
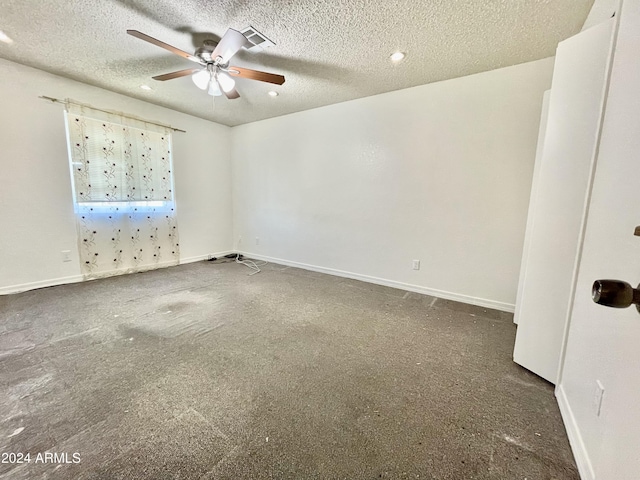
xmin=65 ymin=103 xmax=180 ymax=279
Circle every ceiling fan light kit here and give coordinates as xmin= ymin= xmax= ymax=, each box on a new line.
xmin=127 ymin=28 xmax=285 ymax=101
xmin=217 ymin=72 xmax=236 ymax=93
xmin=192 ymin=69 xmax=210 ymax=90
xmin=208 ymin=77 xmax=222 ymax=97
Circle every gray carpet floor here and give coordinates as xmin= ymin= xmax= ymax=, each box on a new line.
xmin=0 ymin=261 xmax=578 ymax=479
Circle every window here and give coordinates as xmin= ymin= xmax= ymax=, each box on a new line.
xmin=66 ymin=107 xmax=174 ymax=209
xmin=65 ymin=103 xmax=180 ymax=279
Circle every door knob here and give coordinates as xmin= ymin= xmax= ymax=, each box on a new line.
xmin=592 ymin=279 xmax=640 ymax=312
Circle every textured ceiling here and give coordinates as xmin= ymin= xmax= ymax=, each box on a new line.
xmin=0 ymin=0 xmax=593 ymax=126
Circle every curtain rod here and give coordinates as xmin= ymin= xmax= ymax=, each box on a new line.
xmin=38 ymin=96 xmax=186 ymax=133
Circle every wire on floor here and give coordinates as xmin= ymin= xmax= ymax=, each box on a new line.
xmin=235 ymin=255 xmax=268 ymax=276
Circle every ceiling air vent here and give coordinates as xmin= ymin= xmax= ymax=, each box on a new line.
xmin=240 ymin=26 xmax=275 ymax=52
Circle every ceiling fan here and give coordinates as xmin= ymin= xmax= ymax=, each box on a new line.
xmin=127 ymin=28 xmax=285 ymax=99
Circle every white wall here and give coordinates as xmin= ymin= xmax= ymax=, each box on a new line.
xmin=231 ymin=58 xmax=554 ymax=311
xmin=0 ymin=59 xmax=233 ymax=293
xmin=0 ymin=56 xmax=553 ymax=305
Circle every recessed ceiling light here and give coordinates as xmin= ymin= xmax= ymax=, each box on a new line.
xmin=140 ymin=85 xmax=153 ymax=91
xmin=0 ymin=30 xmax=14 ymax=44
xmin=268 ymin=91 xmax=278 ymax=97
xmin=390 ymin=51 xmax=405 ymax=62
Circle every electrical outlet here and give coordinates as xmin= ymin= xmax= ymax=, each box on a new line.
xmin=593 ymin=380 xmax=605 ymax=416
xmin=61 ymin=250 xmax=72 ymax=263
xmin=256 ymin=237 xmax=260 ymax=246
xmin=412 ymin=259 xmax=420 ymax=270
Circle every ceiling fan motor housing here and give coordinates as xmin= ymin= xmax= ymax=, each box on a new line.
xmin=195 ymin=40 xmax=217 ymax=63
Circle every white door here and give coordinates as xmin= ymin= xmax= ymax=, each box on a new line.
xmin=556 ymin=1 xmax=640 ymax=479
xmin=513 ymin=17 xmax=617 ymax=383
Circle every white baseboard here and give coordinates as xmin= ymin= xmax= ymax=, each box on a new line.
xmin=556 ymin=384 xmax=594 ymax=480
xmin=1 ymin=251 xmax=515 ymax=314
xmin=0 ymin=274 xmax=84 ymax=295
xmin=180 ymin=251 xmax=234 ymax=265
xmin=238 ymin=251 xmax=515 ymax=313
xmin=0 ymin=250 xmax=234 ymax=295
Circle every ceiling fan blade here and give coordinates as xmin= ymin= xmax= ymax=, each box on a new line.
xmin=223 ymin=87 xmax=241 ymax=100
xmin=152 ymin=68 xmax=202 ymax=81
xmin=211 ymin=28 xmax=248 ymax=64
xmin=227 ymin=66 xmax=285 ymax=85
xmin=127 ymin=30 xmax=203 ymax=65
